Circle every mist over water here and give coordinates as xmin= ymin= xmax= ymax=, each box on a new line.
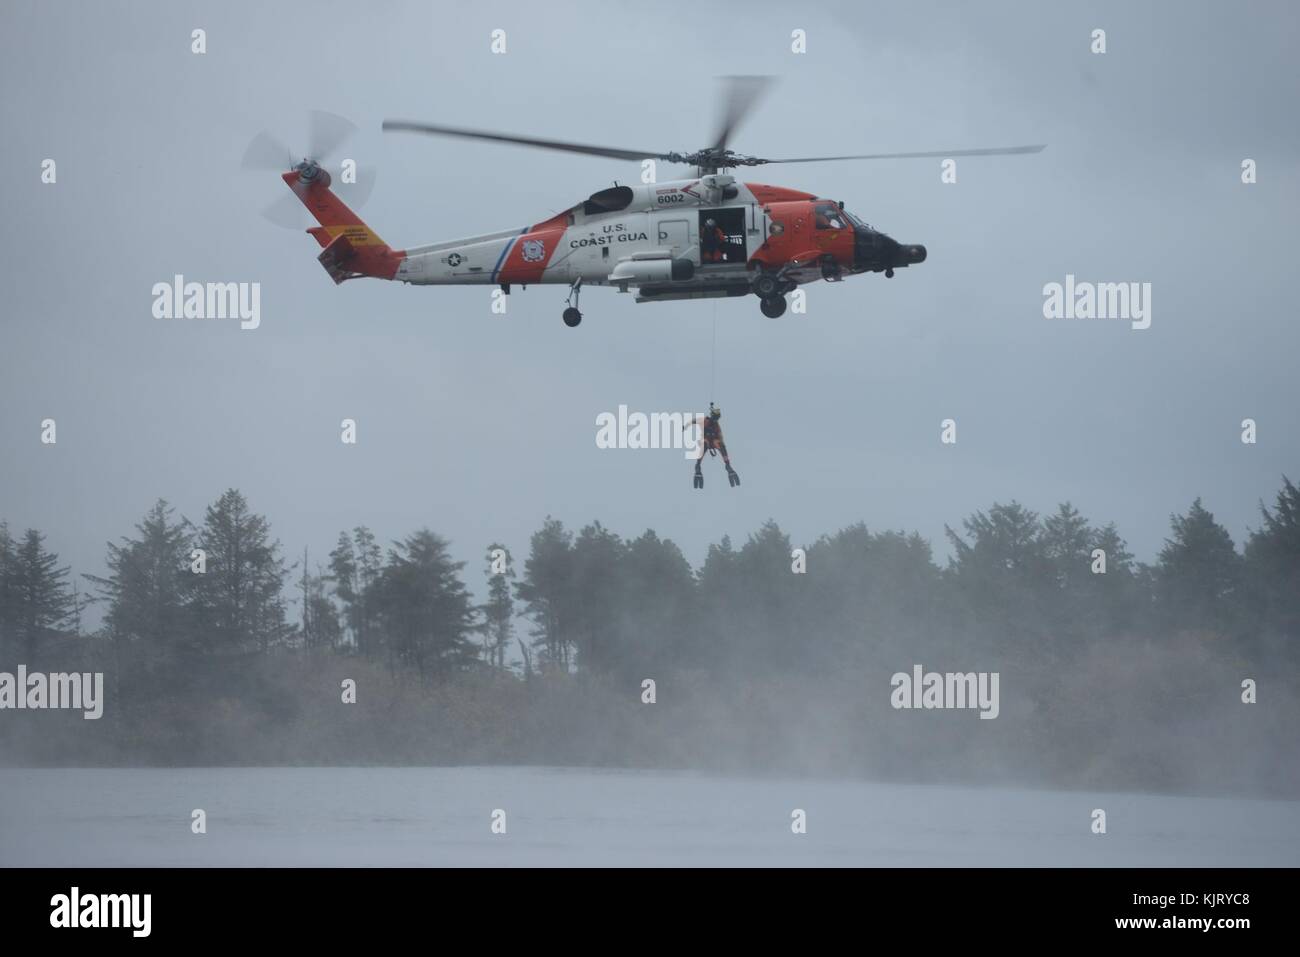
xmin=4 ymin=767 xmax=1297 ymax=867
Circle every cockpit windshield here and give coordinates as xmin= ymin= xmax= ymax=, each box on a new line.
xmin=812 ymin=202 xmax=847 ymax=230
xmin=841 ymin=208 xmax=872 ymax=231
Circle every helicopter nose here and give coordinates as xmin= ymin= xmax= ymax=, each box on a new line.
xmin=853 ymin=227 xmax=884 ymax=270
xmin=855 ymin=229 xmax=926 ymax=272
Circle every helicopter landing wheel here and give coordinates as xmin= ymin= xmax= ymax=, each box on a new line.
xmin=562 ymin=276 xmax=583 ymax=326
xmin=753 ymin=271 xmax=780 ymax=299
xmin=759 ymin=295 xmax=787 ymax=318
xmin=885 ymin=268 xmax=895 ymax=278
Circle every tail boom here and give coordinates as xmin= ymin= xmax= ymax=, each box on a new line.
xmin=283 ymin=169 xmax=404 ymax=283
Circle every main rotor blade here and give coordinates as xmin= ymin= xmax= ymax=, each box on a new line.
xmin=308 ymin=110 xmax=358 ymax=162
xmin=711 ymin=75 xmax=774 ymax=152
xmin=383 ymin=120 xmax=670 ymax=162
xmin=759 ymin=144 xmax=1047 ymax=164
xmin=242 ymin=130 xmax=293 ymax=171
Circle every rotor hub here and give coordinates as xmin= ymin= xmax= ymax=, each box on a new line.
xmin=671 ymin=147 xmax=767 ymax=172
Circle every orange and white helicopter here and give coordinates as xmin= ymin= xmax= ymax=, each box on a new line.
xmin=247 ymin=79 xmax=1043 ymax=326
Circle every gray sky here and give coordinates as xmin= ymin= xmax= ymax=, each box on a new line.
xmin=2 ymin=0 xmax=1297 ymax=616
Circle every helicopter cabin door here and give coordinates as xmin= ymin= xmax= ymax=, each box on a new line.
xmin=657 ymin=219 xmax=691 ymax=258
xmin=697 ymin=208 xmax=747 ymax=265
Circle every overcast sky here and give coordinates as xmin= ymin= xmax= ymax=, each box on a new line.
xmin=2 ymin=0 xmax=1297 ymax=618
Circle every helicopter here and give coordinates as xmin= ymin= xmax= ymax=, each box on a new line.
xmin=249 ymin=79 xmax=1043 ymax=326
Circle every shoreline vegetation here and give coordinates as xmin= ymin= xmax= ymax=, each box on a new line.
xmin=2 ymin=478 xmax=1297 ymax=798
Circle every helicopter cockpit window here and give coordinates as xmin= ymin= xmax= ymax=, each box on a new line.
xmin=841 ymin=208 xmax=872 ymax=231
xmin=813 ymin=202 xmax=847 ymax=230
xmin=583 ymin=185 xmax=634 ymax=216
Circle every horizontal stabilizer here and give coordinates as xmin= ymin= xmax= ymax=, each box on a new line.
xmin=318 ymin=234 xmax=359 ymax=284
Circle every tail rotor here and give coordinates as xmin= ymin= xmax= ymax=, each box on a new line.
xmin=242 ymin=110 xmax=377 ymax=229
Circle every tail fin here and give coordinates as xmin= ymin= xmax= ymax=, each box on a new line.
xmin=282 ymin=169 xmax=402 ymax=282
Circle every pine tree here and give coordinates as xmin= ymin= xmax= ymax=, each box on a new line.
xmin=353 ymin=526 xmax=383 ymax=657
xmin=568 ymin=521 xmax=626 ymax=673
xmin=615 ymin=529 xmax=696 ymax=678
xmin=735 ymin=520 xmax=801 ymax=672
xmin=0 ymin=522 xmax=16 ymax=653
xmin=299 ymin=555 xmax=342 ymax=651
xmin=1156 ymin=497 xmax=1242 ymax=636
xmin=377 ymin=529 xmax=476 ymax=677
xmin=84 ymin=499 xmax=196 ymax=654
xmin=9 ymin=528 xmax=74 ymax=658
xmin=480 ymin=544 xmax=516 ymax=670
xmin=1042 ymin=503 xmax=1092 ymax=588
xmin=1245 ymin=476 xmax=1300 ymax=651
xmin=328 ymin=531 xmax=358 ymax=648
xmin=191 ymin=489 xmax=291 ymax=654
xmin=1088 ymin=521 xmax=1141 ymax=636
xmin=1039 ymin=503 xmax=1096 ymax=641
xmin=945 ymin=502 xmax=1053 ymax=649
xmin=515 ymin=517 xmax=574 ymax=670
xmin=804 ymin=523 xmax=942 ymax=671
xmin=694 ymin=534 xmax=739 ymax=670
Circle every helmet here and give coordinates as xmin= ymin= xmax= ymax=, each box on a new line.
xmin=705 ymin=218 xmax=717 ymax=228
xmin=709 ymin=403 xmax=721 ymax=419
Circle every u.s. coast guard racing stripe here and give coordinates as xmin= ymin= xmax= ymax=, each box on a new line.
xmin=491 ymin=228 xmax=528 ymax=283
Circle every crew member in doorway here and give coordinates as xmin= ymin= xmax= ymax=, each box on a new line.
xmin=700 ymin=218 xmax=728 ymax=263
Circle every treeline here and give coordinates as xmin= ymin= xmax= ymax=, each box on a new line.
xmin=4 ymin=481 xmax=1296 ymax=673
xmin=1 ymin=478 xmax=1297 ymax=794
xmin=0 ymin=492 xmax=477 ymax=675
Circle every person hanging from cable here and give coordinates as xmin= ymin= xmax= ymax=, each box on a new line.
xmin=688 ymin=402 xmax=740 ymax=489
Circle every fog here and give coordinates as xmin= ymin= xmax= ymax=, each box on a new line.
xmin=1 ymin=0 xmax=1297 ymax=866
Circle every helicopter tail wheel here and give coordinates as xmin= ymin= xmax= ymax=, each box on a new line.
xmin=753 ymin=271 xmax=780 ymax=299
xmin=759 ymin=296 xmax=787 ymax=318
xmin=562 ymin=307 xmax=583 ymax=327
